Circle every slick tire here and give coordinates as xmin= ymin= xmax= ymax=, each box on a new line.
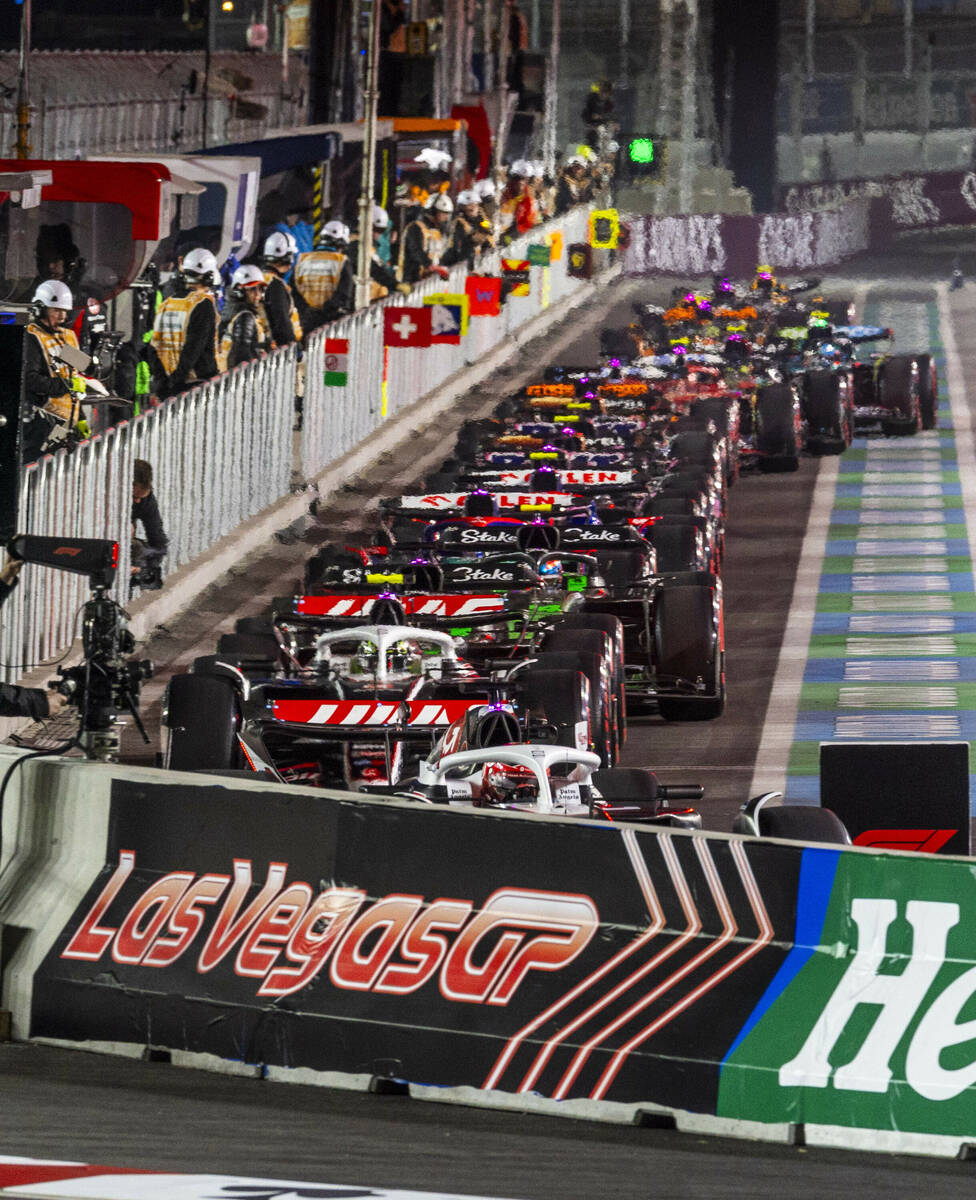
xmin=519 ymin=666 xmax=591 ymax=756
xmin=654 ymin=584 xmax=724 ymax=721
xmin=165 ymin=673 xmax=241 ymax=772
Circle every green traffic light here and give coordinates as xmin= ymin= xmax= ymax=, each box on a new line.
xmin=629 ymin=138 xmax=655 ymax=164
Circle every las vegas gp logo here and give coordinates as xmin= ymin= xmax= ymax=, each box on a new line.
xmin=61 ymin=852 xmax=598 ymax=1003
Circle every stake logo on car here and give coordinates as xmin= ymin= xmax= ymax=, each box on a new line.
xmin=61 ymin=852 xmax=599 ymax=1003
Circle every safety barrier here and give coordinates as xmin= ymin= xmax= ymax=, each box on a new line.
xmin=1 ymin=349 xmax=296 ymax=684
xmin=1 ymin=743 xmax=974 ymax=1159
xmin=1 ymin=204 xmax=605 ymax=686
xmin=300 ymin=204 xmax=595 ymax=480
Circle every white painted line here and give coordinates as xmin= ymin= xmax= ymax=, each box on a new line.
xmin=749 ymin=457 xmax=839 ymax=797
xmin=855 ymin=525 xmax=947 ymax=539
xmin=861 ymin=484 xmax=944 ymax=495
xmin=844 ymin=636 xmax=957 ymax=656
xmin=852 ymin=559 xmax=950 ymax=573
xmin=837 ymin=686 xmax=958 ymax=708
xmin=856 ymin=511 xmax=948 ymax=523
xmin=852 ymin=574 xmax=950 ymax=591
xmin=851 ymin=593 xmax=953 ymax=610
xmin=853 ymin=542 xmax=948 ymax=556
xmin=857 ymin=496 xmax=946 ymax=508
xmin=848 ymin=615 xmax=955 ymax=632
xmin=842 ymin=661 xmax=959 ymax=681
xmin=861 ymin=473 xmax=949 ymax=484
xmin=855 ymin=526 xmax=947 ymax=539
xmin=835 ymin=714 xmax=962 ymax=737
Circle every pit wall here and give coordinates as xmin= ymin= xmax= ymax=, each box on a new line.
xmin=1 ymin=745 xmax=974 ymax=1159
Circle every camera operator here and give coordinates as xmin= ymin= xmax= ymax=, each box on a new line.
xmin=130 ymin=459 xmax=168 ymax=592
xmin=0 ymin=559 xmax=68 ymax=720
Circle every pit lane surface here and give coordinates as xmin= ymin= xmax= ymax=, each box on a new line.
xmin=9 ymin=232 xmax=976 ymax=1193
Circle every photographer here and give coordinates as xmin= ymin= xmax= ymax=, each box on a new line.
xmin=130 ymin=459 xmax=168 ymax=592
xmin=0 ymin=559 xmax=67 ymax=720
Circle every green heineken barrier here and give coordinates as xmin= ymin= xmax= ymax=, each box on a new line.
xmin=719 ymin=845 xmax=976 ymax=1141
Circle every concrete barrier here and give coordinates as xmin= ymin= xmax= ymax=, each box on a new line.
xmin=2 ymin=745 xmax=976 ymax=1158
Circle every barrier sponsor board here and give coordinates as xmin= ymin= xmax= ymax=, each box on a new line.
xmin=718 ymin=847 xmax=976 ymax=1139
xmin=26 ymin=775 xmax=797 ymax=1112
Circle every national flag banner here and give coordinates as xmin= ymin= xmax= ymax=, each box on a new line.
xmin=424 ymin=291 xmax=470 ymax=334
xmin=323 ymin=336 xmax=348 ymax=386
xmin=427 ymin=302 xmax=464 ymax=345
xmin=527 ymin=242 xmax=551 ymax=266
xmin=383 ymin=305 xmax=432 ymax=348
xmin=548 ymin=229 xmax=564 ymax=261
xmin=589 ymin=208 xmax=620 ymax=249
xmin=465 ymin=274 xmax=502 ymax=317
xmin=501 ymin=258 xmax=531 ymax=298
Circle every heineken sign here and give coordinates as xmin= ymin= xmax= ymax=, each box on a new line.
xmin=719 ymin=848 xmax=976 ymax=1138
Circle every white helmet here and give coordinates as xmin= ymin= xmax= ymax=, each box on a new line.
xmin=425 ymin=193 xmax=454 ymax=213
xmin=474 ymin=177 xmax=496 ymax=198
xmin=231 ymin=264 xmax=266 ymax=291
xmin=181 ymin=247 xmax=218 ymax=283
xmin=456 ymin=189 xmax=479 ymax=207
xmin=32 ymin=279 xmax=73 ymax=310
xmin=509 ymin=159 xmax=532 ymax=177
xmin=371 ymin=204 xmax=390 ymax=230
xmin=263 ymin=231 xmax=297 ymax=260
xmin=321 ymin=219 xmax=350 ymax=244
xmin=414 ymin=147 xmax=452 ymax=171
xmin=530 ymin=160 xmax=545 ymax=176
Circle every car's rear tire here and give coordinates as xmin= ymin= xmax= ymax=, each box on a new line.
xmin=165 ymin=674 xmax=241 ymax=772
xmin=532 ymin=649 xmax=614 ymax=766
xmin=802 ymin=369 xmax=848 ymax=453
xmin=878 ymin=354 xmax=921 ymax=436
xmin=519 ymin=667 xmax=591 ymax=754
xmin=654 ymin=584 xmax=724 ymax=721
xmin=916 ymin=352 xmax=938 ymax=430
xmin=558 ymin=613 xmax=628 ymax=750
xmin=756 ymin=382 xmax=799 ymax=472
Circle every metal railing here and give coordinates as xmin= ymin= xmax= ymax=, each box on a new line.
xmin=0 ymin=90 xmax=305 ymax=159
xmin=300 ymin=204 xmax=595 ymax=480
xmin=1 ymin=204 xmax=601 ymax=686
xmin=1 ymin=349 xmax=296 ymax=684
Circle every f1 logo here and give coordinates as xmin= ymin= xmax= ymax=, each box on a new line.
xmin=853 ymin=829 xmax=958 ymax=854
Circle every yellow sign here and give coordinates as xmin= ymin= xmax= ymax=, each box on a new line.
xmin=547 ymin=230 xmax=564 ymax=261
xmin=588 ymin=209 xmax=620 ymax=249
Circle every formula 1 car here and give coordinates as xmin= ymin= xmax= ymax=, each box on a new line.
xmin=163 ymin=622 xmax=598 ymax=788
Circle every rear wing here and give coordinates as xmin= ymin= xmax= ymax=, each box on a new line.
xmin=833 ymin=324 xmax=893 ymax=344
xmin=273 ymin=591 xmax=512 ymax=626
xmin=269 ymin=696 xmax=487 ymax=737
xmin=458 ymin=468 xmax=638 ymax=490
xmin=382 ymin=492 xmax=581 ymax=516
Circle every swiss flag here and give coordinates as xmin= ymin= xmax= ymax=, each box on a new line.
xmin=465 ymin=274 xmax=502 ymax=317
xmin=383 ymin=305 xmax=432 ymax=348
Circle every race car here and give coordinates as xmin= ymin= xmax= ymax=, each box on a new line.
xmin=163 ymin=622 xmax=598 ymax=787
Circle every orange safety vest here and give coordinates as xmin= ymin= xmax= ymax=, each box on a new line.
xmin=263 ymin=271 xmax=304 ymax=342
xmin=293 ymin=250 xmax=346 ymax=310
xmin=150 ymin=290 xmax=217 ymax=377
xmin=27 ymin=322 xmax=82 ymax=423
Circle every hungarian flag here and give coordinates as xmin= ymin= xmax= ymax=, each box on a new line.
xmin=323 ymin=337 xmax=348 ymax=386
xmin=465 ymin=274 xmax=502 ymax=317
xmin=383 ymin=305 xmax=432 ymax=348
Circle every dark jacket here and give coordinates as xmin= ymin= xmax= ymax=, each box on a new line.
xmin=263 ymin=274 xmax=301 ymax=346
xmin=131 ymin=491 xmax=169 ymax=558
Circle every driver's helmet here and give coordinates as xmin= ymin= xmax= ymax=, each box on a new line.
xmin=538 ymin=556 xmax=564 ymax=585
xmin=386 ymin=639 xmax=422 ymax=675
xmin=752 ymin=264 xmax=777 ymax=295
xmin=351 ymin=639 xmax=379 ymax=674
xmin=480 ymin=761 xmax=540 ymax=806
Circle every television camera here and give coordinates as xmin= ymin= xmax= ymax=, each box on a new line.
xmin=6 ymin=534 xmax=153 ymax=762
